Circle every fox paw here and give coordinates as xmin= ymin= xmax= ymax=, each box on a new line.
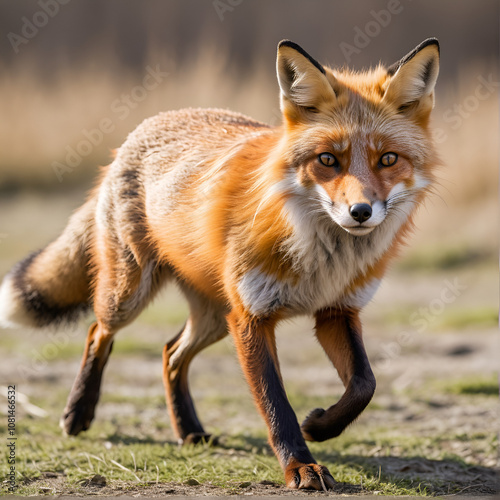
xmin=285 ymin=463 xmax=336 ymax=491
xmin=60 ymin=404 xmax=95 ymax=436
xmin=301 ymin=407 xmax=327 ymax=441
xmin=301 ymin=407 xmax=344 ymax=442
xmin=60 ymin=383 xmax=100 ymax=436
xmin=182 ymin=432 xmax=216 ymax=445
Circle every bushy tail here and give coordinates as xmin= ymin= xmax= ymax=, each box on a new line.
xmin=0 ymin=198 xmax=96 ymax=329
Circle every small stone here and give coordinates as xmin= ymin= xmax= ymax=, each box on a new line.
xmin=90 ymin=474 xmax=107 ymax=487
xmin=41 ymin=471 xmax=58 ymax=478
xmin=259 ymin=480 xmax=278 ymax=487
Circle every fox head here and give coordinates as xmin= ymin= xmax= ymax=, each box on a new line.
xmin=276 ymin=39 xmax=439 ymax=236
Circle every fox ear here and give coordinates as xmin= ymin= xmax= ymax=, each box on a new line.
xmin=383 ymin=38 xmax=440 ymax=117
xmin=277 ymin=40 xmax=335 ymax=119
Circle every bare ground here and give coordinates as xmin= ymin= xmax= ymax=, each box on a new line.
xmin=0 ymin=193 xmax=498 ymax=496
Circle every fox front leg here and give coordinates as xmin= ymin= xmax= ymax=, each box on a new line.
xmin=227 ymin=310 xmax=335 ymax=491
xmin=301 ymin=308 xmax=376 ymax=442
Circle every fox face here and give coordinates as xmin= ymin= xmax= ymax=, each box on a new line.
xmin=276 ymin=40 xmax=439 ymax=237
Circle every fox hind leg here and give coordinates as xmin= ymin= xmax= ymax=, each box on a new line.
xmin=61 ymin=249 xmax=169 ymax=435
xmin=163 ymin=289 xmax=228 ymax=444
xmin=61 ymin=320 xmax=114 ymax=435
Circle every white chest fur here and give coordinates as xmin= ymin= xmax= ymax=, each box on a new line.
xmin=237 ymin=195 xmax=410 ymax=317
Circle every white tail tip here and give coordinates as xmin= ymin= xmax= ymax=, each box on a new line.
xmin=0 ymin=275 xmax=38 ymax=329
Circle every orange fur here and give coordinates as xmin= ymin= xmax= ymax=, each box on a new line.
xmin=0 ymin=39 xmax=441 ymax=491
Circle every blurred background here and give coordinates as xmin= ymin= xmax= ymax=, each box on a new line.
xmin=0 ymin=1 xmax=498 ymax=493
xmin=0 ymin=0 xmax=498 ymax=255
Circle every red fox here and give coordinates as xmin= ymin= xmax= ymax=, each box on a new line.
xmin=0 ymin=39 xmax=439 ymax=490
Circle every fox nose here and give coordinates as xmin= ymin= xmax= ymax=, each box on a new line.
xmin=350 ymin=203 xmax=372 ymax=223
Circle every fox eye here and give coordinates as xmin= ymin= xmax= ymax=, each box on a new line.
xmin=318 ymin=152 xmax=338 ymax=167
xmin=380 ymin=152 xmax=398 ymax=167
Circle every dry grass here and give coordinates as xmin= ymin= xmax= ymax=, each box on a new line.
xmin=1 ymin=52 xmax=497 ymax=202
xmin=0 ymin=47 xmax=276 ymax=189
xmin=411 ymin=62 xmax=498 ymax=254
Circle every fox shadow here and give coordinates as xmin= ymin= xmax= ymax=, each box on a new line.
xmin=215 ymin=434 xmax=499 ymax=495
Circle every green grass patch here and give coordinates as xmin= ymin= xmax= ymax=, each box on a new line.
xmin=8 ymin=336 xmax=166 ymax=363
xmin=434 ymin=306 xmax=498 ymax=331
xmin=381 ymin=305 xmax=497 ymax=332
xmin=138 ymin=292 xmax=189 ymax=327
xmin=110 ymin=338 xmax=163 ymax=358
xmin=99 ymin=393 xmax=166 ymax=407
xmin=2 ymin=401 xmax=496 ymax=496
xmin=435 ymin=374 xmax=499 ymax=396
xmin=287 ymin=391 xmax=341 ymax=417
xmin=398 ymin=245 xmax=496 ymax=272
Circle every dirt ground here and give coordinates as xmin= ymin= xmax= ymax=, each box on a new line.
xmin=0 ymin=192 xmax=498 ymax=496
xmin=2 ymin=319 xmax=498 ymax=496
